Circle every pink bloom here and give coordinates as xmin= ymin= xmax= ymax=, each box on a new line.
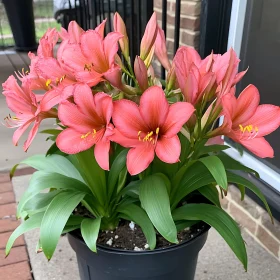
xmin=59 ymin=21 xmax=85 ymax=43
xmin=140 ymin=12 xmax=158 ymax=62
xmin=2 ymin=76 xmax=57 ymax=151
xmin=111 ymin=86 xmax=195 ymax=175
xmin=37 ymin=28 xmax=59 ymax=58
xmin=174 ymin=47 xmax=216 ymax=105
xmin=155 ymin=27 xmax=171 ymax=71
xmin=221 ymin=85 xmax=280 ymax=158
xmin=59 ymin=29 xmax=123 ymax=87
xmin=134 ymin=56 xmax=148 ymax=91
xmin=213 ymin=48 xmax=247 ymax=97
xmin=113 ymin=13 xmax=129 ymax=58
xmin=56 ymin=84 xmax=114 ymax=170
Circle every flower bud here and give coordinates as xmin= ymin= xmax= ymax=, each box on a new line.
xmin=134 ymin=56 xmax=148 ymax=91
xmin=114 ymin=13 xmax=129 ymax=59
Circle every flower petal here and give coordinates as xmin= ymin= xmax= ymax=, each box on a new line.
xmin=58 ymin=101 xmax=96 ymax=132
xmin=127 ymin=144 xmax=155 ymax=175
xmin=103 ymin=32 xmax=123 ymax=66
xmin=240 ymin=137 xmax=274 ymax=158
xmin=110 ymin=129 xmax=141 ymax=148
xmin=155 ymin=135 xmax=181 ymax=163
xmin=247 ymin=105 xmax=280 ymax=136
xmin=40 ymin=89 xmax=61 ymax=111
xmin=56 ymin=128 xmax=97 ymax=154
xmin=113 ymin=100 xmax=146 ymax=138
xmin=92 ymin=92 xmax=113 ymax=125
xmin=12 ymin=118 xmax=34 ymax=146
xmin=23 ymin=119 xmax=41 ymax=151
xmin=94 ymin=140 xmax=110 ymax=170
xmin=162 ymin=102 xmax=195 ymax=137
xmin=139 ymin=86 xmax=169 ymax=129
xmin=234 ymin=85 xmax=260 ymax=124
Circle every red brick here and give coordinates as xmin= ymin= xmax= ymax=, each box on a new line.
xmin=167 ymin=14 xmax=200 ymax=31
xmin=0 ymin=232 xmax=25 ymax=249
xmin=180 ymin=30 xmax=200 ymax=48
xmin=154 ymin=0 xmax=161 ymax=9
xmin=229 ymin=203 xmax=257 ymax=234
xmin=256 ymin=226 xmax=280 ymax=257
xmin=0 ymin=182 xmax=13 ymax=193
xmin=0 ymin=174 xmax=10 ymax=183
xmin=0 ymin=192 xmax=15 ymax=205
xmin=0 ymin=261 xmax=32 ymax=280
xmin=0 ymin=246 xmax=28 ymax=267
xmin=0 ymin=204 xmax=16 ymax=219
xmin=0 ymin=219 xmax=20 ymax=233
xmin=181 ymin=1 xmax=201 ymax=16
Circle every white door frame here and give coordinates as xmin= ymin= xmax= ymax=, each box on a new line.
xmin=224 ymin=0 xmax=280 ymax=191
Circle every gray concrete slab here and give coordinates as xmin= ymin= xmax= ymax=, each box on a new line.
xmin=11 ymin=175 xmax=280 ymax=280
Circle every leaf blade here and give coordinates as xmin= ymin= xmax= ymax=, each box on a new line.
xmin=81 ymin=218 xmax=101 ymax=252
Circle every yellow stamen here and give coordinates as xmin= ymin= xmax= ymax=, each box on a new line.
xmin=81 ymin=132 xmax=91 ymax=139
xmin=84 ymin=64 xmax=92 ymax=71
xmin=156 ymin=127 xmax=160 ymax=134
xmin=239 ymin=124 xmax=258 ymax=134
xmin=46 ymin=79 xmax=52 ymax=87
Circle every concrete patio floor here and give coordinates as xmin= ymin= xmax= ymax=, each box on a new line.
xmin=1 ymin=50 xmax=280 ymax=279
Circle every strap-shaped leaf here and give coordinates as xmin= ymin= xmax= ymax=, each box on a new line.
xmin=81 ymin=218 xmax=101 ymax=252
xmin=198 ymin=144 xmax=230 ymax=157
xmin=69 ymin=149 xmax=106 ymax=206
xmin=199 ymin=156 xmax=228 ymax=190
xmin=22 ymin=154 xmax=84 ymax=182
xmin=171 ymin=162 xmax=216 ymax=208
xmin=40 ymin=191 xmax=85 ymax=260
xmin=227 ymin=172 xmax=273 ymax=222
xmin=175 ymin=220 xmax=198 ymax=232
xmin=17 ymin=171 xmax=91 ymax=218
xmin=139 ymin=174 xmax=178 ymax=243
xmin=173 ymin=203 xmax=247 ymax=270
xmin=198 ymin=185 xmax=221 ymax=207
xmin=6 ymin=212 xmax=44 ymax=255
xmin=218 ymin=153 xmax=260 ymax=177
xmin=108 ymin=149 xmax=128 ymax=199
xmin=118 ymin=203 xmax=156 ymax=249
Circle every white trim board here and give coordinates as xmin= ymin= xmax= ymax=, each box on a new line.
xmin=225 ymin=0 xmax=280 ymax=189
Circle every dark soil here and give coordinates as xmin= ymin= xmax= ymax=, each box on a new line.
xmin=97 ymin=220 xmax=206 ymax=251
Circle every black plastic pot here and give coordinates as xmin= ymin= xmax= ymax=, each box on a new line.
xmin=68 ymin=225 xmax=210 ymax=280
xmin=2 ymin=0 xmax=37 ymax=51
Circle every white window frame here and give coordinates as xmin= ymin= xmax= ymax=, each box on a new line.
xmin=224 ymin=0 xmax=280 ymax=191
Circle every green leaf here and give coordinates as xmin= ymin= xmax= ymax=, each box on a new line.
xmin=198 ymin=185 xmax=221 ymax=207
xmin=22 ymin=154 xmax=84 ymax=182
xmin=23 ymin=190 xmax=61 ymax=212
xmin=40 ymin=129 xmax=61 ymax=136
xmin=218 ymin=153 xmax=259 ymax=178
xmin=173 ymin=203 xmax=247 ymax=270
xmin=6 ymin=212 xmax=44 ymax=255
xmin=69 ymin=149 xmax=106 ymax=206
xmin=227 ymin=172 xmax=273 ymax=222
xmin=40 ymin=191 xmax=85 ymax=259
xmin=171 ymin=162 xmax=217 ymax=208
xmin=179 ymin=133 xmax=191 ymax=163
xmin=17 ymin=171 xmax=90 ymax=218
xmin=151 ymin=156 xmax=179 ymax=180
xmin=108 ymin=149 xmax=128 ymax=199
xmin=198 ymin=145 xmax=230 ymax=156
xmin=46 ymin=142 xmax=65 ymax=156
xmin=118 ymin=203 xmax=156 ymax=249
xmin=62 ymin=215 xmax=86 ymax=234
xmin=237 ymin=184 xmax=245 ymax=201
xmin=120 ymin=180 xmax=141 ymax=198
xmin=139 ymin=174 xmax=178 ymax=243
xmin=9 ymin=164 xmax=19 ymax=179
xmin=81 ymin=218 xmax=101 ymax=252
xmin=199 ymin=156 xmax=228 ymax=190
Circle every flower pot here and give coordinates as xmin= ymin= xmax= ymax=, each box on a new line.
xmin=2 ymin=0 xmax=37 ymax=51
xmin=68 ymin=225 xmax=210 ymax=280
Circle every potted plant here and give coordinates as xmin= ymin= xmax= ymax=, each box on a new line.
xmin=3 ymin=13 xmax=280 ymax=280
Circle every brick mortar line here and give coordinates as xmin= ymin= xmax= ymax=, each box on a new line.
xmin=228 ymin=198 xmax=280 ymax=244
xmin=243 ymin=227 xmax=280 ymax=260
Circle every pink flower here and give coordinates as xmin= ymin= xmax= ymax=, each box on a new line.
xmin=56 ymin=84 xmax=114 ymax=170
xmin=213 ymin=48 xmax=247 ymax=97
xmin=221 ymin=85 xmax=280 ymax=158
xmin=155 ymin=27 xmax=171 ymax=71
xmin=174 ymin=47 xmax=216 ymax=105
xmin=37 ymin=28 xmax=59 ymax=58
xmin=2 ymin=76 xmax=57 ymax=151
xmin=113 ymin=13 xmax=129 ymax=58
xmin=58 ymin=23 xmax=123 ymax=87
xmin=111 ymin=86 xmax=195 ymax=175
xmin=140 ymin=12 xmax=158 ymax=62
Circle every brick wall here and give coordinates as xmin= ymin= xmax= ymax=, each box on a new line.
xmin=221 ymin=185 xmax=280 ymax=260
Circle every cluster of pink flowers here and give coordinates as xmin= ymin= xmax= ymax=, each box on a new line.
xmin=2 ymin=13 xmax=280 ymax=175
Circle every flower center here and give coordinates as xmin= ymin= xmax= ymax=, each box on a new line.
xmin=45 ymin=74 xmax=66 ymax=89
xmin=81 ymin=129 xmax=97 ymax=139
xmin=84 ymin=63 xmax=94 ymax=71
xmin=239 ymin=124 xmax=259 ymax=139
xmin=138 ymin=127 xmax=160 ymax=144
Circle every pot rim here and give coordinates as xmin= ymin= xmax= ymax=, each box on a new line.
xmin=68 ymin=222 xmax=210 ymax=255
